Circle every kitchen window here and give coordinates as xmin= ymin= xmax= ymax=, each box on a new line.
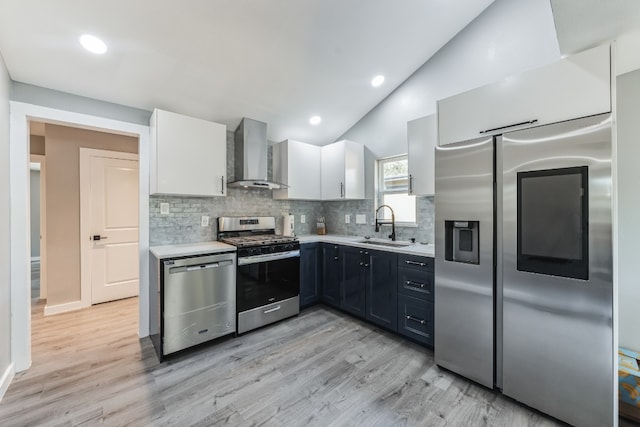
xmin=376 ymin=155 xmax=416 ymax=225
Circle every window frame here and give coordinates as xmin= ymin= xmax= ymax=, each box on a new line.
xmin=376 ymin=154 xmax=417 ymax=227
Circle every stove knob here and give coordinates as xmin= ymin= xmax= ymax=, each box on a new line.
xmin=270 ymin=246 xmax=276 ymax=253
xmin=285 ymin=244 xmax=293 ymax=251
xmin=252 ymin=248 xmax=261 ymax=255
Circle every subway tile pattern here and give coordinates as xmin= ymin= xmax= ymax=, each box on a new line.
xmin=321 ymin=196 xmax=434 ymax=244
xmin=150 ymin=192 xmax=324 ymax=246
xmin=150 ymin=130 xmax=434 ymax=246
xmin=150 ymin=194 xmax=434 ymax=246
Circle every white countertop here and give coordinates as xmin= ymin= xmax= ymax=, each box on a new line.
xmin=297 ymin=234 xmax=435 ymax=257
xmin=150 ymin=236 xmax=434 ymax=258
xmin=150 ymin=241 xmax=236 ymax=259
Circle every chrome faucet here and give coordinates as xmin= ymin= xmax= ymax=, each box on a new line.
xmin=375 ymin=204 xmax=396 ymax=241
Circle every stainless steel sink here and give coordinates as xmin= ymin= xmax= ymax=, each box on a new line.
xmin=356 ymin=239 xmax=412 ymax=248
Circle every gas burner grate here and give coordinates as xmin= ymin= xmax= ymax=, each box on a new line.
xmin=221 ymin=234 xmax=298 ymax=248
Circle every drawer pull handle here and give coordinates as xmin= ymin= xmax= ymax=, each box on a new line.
xmin=406 ymin=280 xmax=426 ymax=289
xmin=263 ymin=305 xmax=281 ymax=314
xmin=479 ymin=119 xmax=538 ymax=134
xmin=406 ymin=315 xmax=426 ymax=325
xmin=405 ymin=260 xmax=426 ymax=267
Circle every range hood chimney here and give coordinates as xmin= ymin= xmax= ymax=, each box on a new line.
xmin=228 ymin=118 xmax=287 ymax=190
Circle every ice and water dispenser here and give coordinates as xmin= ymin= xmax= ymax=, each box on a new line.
xmin=445 ymin=221 xmax=479 ymax=264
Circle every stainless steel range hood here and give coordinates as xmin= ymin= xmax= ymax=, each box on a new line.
xmin=228 ymin=118 xmax=287 ymax=190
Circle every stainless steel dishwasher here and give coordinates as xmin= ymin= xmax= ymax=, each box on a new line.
xmin=162 ymin=251 xmax=236 ymax=356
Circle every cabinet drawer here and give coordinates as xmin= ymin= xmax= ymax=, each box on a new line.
xmin=397 ymin=294 xmax=433 ymax=346
xmin=398 ymin=268 xmax=433 ymax=301
xmin=398 ymin=254 xmax=433 ymax=272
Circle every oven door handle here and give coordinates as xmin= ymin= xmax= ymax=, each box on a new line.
xmin=237 ymin=250 xmax=300 ymax=266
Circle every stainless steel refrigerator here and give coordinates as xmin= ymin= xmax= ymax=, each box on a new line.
xmin=434 ymin=113 xmax=613 ymax=427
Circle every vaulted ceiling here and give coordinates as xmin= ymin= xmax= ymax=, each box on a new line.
xmin=0 ymin=0 xmax=494 ymax=144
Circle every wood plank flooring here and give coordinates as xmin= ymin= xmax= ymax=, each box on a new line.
xmin=1 ymin=298 xmax=567 ymax=426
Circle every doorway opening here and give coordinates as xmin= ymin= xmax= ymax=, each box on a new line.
xmin=28 ymin=120 xmax=140 ymax=316
xmin=10 ymin=101 xmax=150 ymax=373
xmin=26 ymin=120 xmax=141 ymax=369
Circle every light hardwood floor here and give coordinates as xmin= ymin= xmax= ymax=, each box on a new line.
xmin=1 ymin=298 xmax=569 ymax=426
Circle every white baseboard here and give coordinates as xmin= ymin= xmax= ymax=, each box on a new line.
xmin=0 ymin=363 xmax=15 ymax=403
xmin=44 ymin=300 xmax=86 ymax=316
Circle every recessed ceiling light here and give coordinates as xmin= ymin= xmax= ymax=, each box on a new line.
xmin=371 ymin=75 xmax=385 ymax=87
xmin=79 ymin=34 xmax=107 ymax=54
xmin=309 ymin=116 xmax=322 ymax=126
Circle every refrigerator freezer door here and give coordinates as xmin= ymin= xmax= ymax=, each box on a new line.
xmin=435 ymin=136 xmax=495 ymax=388
xmin=501 ymin=113 xmax=613 ymax=427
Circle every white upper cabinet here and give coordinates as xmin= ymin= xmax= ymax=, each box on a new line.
xmin=321 ymin=139 xmax=365 ymax=200
xmin=438 ymin=44 xmax=611 ymax=146
xmin=407 ymin=114 xmax=437 ymax=196
xmin=272 ymin=139 xmax=321 ymax=200
xmin=150 ymin=109 xmax=227 ymax=197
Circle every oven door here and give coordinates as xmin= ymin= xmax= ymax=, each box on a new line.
xmin=236 ymin=250 xmax=300 ymax=313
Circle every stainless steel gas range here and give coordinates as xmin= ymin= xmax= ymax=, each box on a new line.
xmin=218 ymin=216 xmax=300 ymax=334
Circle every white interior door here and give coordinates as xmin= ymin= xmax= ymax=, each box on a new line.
xmin=83 ymin=150 xmax=139 ymax=304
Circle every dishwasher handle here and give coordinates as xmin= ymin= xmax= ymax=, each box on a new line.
xmin=169 ymin=259 xmax=233 ymax=274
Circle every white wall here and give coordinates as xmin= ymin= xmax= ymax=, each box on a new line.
xmin=339 ymin=0 xmax=560 ymax=158
xmin=11 ymin=82 xmax=152 ymax=126
xmin=616 ymin=30 xmax=640 ymax=76
xmin=0 ymin=51 xmax=13 ymax=397
xmin=617 ymin=69 xmax=640 ymax=352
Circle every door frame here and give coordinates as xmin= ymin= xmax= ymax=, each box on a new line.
xmin=29 ymin=154 xmax=46 ymax=300
xmin=9 ymin=101 xmax=150 ymax=372
xmin=79 ymin=148 xmax=140 ymax=308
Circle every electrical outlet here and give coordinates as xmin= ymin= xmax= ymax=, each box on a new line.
xmin=300 ymin=214 xmax=306 ymax=224
xmin=201 ymin=215 xmax=209 ymax=227
xmin=345 ymin=214 xmax=351 ymax=224
xmin=356 ymin=214 xmax=366 ymax=224
xmin=160 ymin=203 xmax=170 ymax=215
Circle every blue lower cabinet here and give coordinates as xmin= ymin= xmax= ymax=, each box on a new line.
xmin=366 ymin=250 xmax=398 ymax=331
xmin=305 ymin=241 xmax=434 ymax=347
xmin=321 ymin=244 xmax=341 ymax=308
xmin=300 ymin=243 xmax=321 ymax=309
xmin=340 ymin=246 xmax=366 ymax=319
xmin=397 ymin=294 xmax=434 ymax=346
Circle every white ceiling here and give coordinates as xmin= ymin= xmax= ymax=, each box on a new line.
xmin=0 ymin=0 xmax=494 ymax=144
xmin=551 ymin=0 xmax=640 ymax=56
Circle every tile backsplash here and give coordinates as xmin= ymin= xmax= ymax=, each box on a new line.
xmin=149 ymin=130 xmax=434 ymax=246
xmin=150 ymin=192 xmax=323 ymax=245
xmin=150 ymin=193 xmax=434 ymax=246
xmin=322 ymin=196 xmax=434 ymax=244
